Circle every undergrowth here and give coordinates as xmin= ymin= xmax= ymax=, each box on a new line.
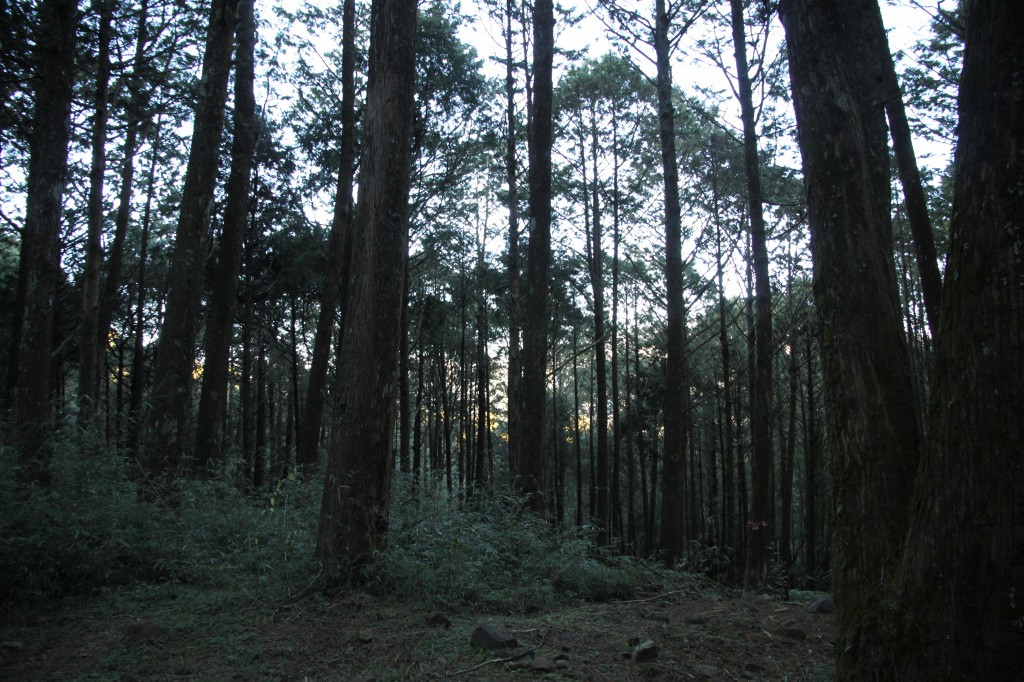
xmin=1 ymin=425 xmax=670 ymax=614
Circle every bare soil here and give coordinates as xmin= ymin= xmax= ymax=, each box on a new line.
xmin=0 ymin=582 xmax=834 ymax=681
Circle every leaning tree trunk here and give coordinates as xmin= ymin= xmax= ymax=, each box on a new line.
xmin=297 ymin=0 xmax=357 ymax=471
xmin=778 ymin=0 xmax=922 ymax=677
xmin=14 ymin=0 xmax=77 ymax=482
xmin=140 ymin=0 xmax=239 ymax=482
xmin=194 ymin=0 xmax=259 ymax=472
xmin=315 ymin=0 xmax=417 ymax=579
xmin=893 ymin=3 xmax=1024 ymax=677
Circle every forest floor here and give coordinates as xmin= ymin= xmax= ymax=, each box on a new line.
xmin=0 ymin=579 xmax=834 ymax=681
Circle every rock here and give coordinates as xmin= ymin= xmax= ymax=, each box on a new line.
xmin=632 ymin=640 xmax=658 ymax=662
xmin=531 ymin=656 xmax=556 ymax=672
xmin=694 ymin=663 xmax=717 ymax=678
xmin=426 ymin=613 xmax=451 ymax=629
xmin=0 ymin=641 xmax=25 ymax=650
xmin=357 ymin=629 xmax=374 ymax=644
xmin=745 ymin=662 xmax=764 ymax=673
xmin=806 ymin=595 xmax=835 ymax=614
xmin=470 ymin=624 xmax=517 ymax=650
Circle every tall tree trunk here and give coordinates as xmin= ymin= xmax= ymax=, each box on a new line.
xmin=729 ymin=0 xmax=774 ymax=590
xmin=515 ymin=0 xmax=554 ymax=514
xmin=298 ymin=0 xmax=357 ymax=470
xmin=128 ymin=121 xmax=161 ymax=453
xmin=194 ymin=0 xmax=259 ymax=471
xmin=315 ymin=0 xmax=417 ymax=578
xmin=869 ymin=2 xmax=943 ymax=336
xmin=97 ymin=0 xmax=152 ymax=419
xmin=503 ymin=0 xmax=523 ymax=485
xmin=892 ymin=2 xmax=1024 ymax=676
xmin=14 ymin=0 xmax=78 ymax=481
xmin=802 ymin=320 xmax=818 ymax=581
xmin=142 ymin=0 xmax=239 ymax=480
xmin=655 ymin=0 xmax=687 ymax=566
xmin=572 ymin=326 xmax=583 ymax=525
xmin=779 ymin=0 xmax=922 ymax=676
xmin=77 ymin=0 xmax=112 ymax=427
xmin=587 ymin=110 xmax=610 ymax=545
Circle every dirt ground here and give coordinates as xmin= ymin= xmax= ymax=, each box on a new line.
xmin=0 ymin=582 xmax=834 ymax=680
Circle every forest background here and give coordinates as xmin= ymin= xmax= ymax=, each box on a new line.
xmin=2 ymin=0 xmax=1020 ymax=679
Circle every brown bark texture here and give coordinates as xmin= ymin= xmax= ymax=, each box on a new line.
xmin=779 ymin=0 xmax=921 ymax=676
xmin=315 ymin=0 xmax=417 ymax=578
xmin=894 ymin=2 xmax=1024 ymax=677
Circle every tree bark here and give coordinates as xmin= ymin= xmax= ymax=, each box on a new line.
xmin=141 ymin=0 xmax=239 ymax=481
xmin=77 ymin=0 xmax=111 ymax=427
xmin=894 ymin=2 xmax=1024 ymax=676
xmin=729 ymin=0 xmax=774 ymax=590
xmin=194 ymin=0 xmax=259 ymax=471
xmin=315 ymin=0 xmax=417 ymax=578
xmin=516 ymin=0 xmax=554 ymax=514
xmin=14 ymin=0 xmax=78 ymax=481
xmin=654 ymin=0 xmax=687 ymax=566
xmin=297 ymin=0 xmax=357 ymax=471
xmin=779 ymin=0 xmax=922 ymax=676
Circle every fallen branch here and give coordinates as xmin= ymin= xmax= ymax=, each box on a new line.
xmin=449 ymin=648 xmax=535 ymax=677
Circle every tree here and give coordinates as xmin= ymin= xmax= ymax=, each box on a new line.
xmin=140 ymin=0 xmax=239 ymax=481
xmin=780 ymin=0 xmax=1024 ymax=677
xmin=514 ymin=0 xmax=554 ymax=513
xmin=892 ymin=1 xmax=1023 ymax=676
xmin=315 ymin=0 xmax=417 ymax=578
xmin=295 ymin=0 xmax=356 ymax=472
xmin=194 ymin=0 xmax=259 ymax=471
xmin=13 ymin=0 xmax=78 ymax=481
xmin=728 ymin=0 xmax=773 ymax=590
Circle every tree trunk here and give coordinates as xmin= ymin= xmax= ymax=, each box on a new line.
xmin=194 ymin=0 xmax=259 ymax=471
xmin=893 ymin=2 xmax=1024 ymax=676
xmin=729 ymin=0 xmax=774 ymax=590
xmin=14 ymin=0 xmax=77 ymax=481
xmin=655 ymin=0 xmax=687 ymax=566
xmin=77 ymin=0 xmax=112 ymax=427
xmin=515 ymin=0 xmax=554 ymax=514
xmin=298 ymin=0 xmax=357 ymax=471
xmin=141 ymin=0 xmax=239 ymax=480
xmin=315 ymin=0 xmax=417 ymax=578
xmin=779 ymin=0 xmax=922 ymax=676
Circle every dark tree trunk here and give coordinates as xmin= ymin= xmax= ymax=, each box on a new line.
xmin=729 ymin=0 xmax=774 ymax=590
xmin=893 ymin=2 xmax=1024 ymax=677
xmin=869 ymin=2 xmax=943 ymax=336
xmin=779 ymin=0 xmax=922 ymax=676
xmin=503 ymin=0 xmax=522 ymax=485
xmin=572 ymin=326 xmax=583 ymax=526
xmin=298 ymin=0 xmax=356 ymax=471
xmin=97 ymin=1 xmax=152 ymax=422
xmin=142 ymin=0 xmax=240 ymax=480
xmin=315 ymin=0 xmax=417 ymax=578
xmin=802 ymin=321 xmax=818 ymax=580
xmin=514 ymin=0 xmax=554 ymax=514
xmin=194 ymin=0 xmax=259 ymax=471
xmin=655 ymin=0 xmax=687 ymax=566
xmin=77 ymin=0 xmax=111 ymax=427
xmin=14 ymin=0 xmax=77 ymax=481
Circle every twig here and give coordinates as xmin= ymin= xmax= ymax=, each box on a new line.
xmin=449 ymin=648 xmax=535 ymax=677
xmin=622 ymin=588 xmax=689 ymax=604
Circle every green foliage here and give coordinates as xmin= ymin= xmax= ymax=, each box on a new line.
xmin=0 ymin=426 xmax=318 ymax=604
xmin=369 ymin=476 xmax=660 ymax=611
